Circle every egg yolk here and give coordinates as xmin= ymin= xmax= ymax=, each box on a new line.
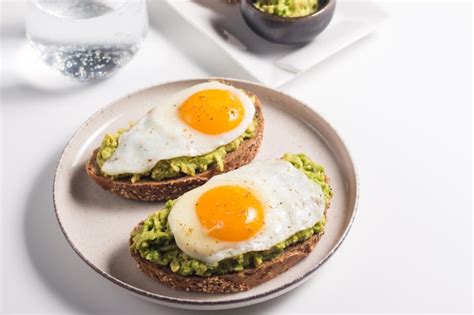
xmin=195 ymin=185 xmax=264 ymax=242
xmin=179 ymin=89 xmax=245 ymax=135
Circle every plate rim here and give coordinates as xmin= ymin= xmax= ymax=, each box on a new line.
xmin=52 ymin=77 xmax=359 ymax=308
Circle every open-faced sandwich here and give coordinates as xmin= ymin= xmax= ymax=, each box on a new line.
xmin=86 ymin=81 xmax=264 ymax=201
xmin=130 ymin=153 xmax=333 ymax=293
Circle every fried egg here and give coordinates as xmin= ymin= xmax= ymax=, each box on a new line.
xmin=168 ymin=159 xmax=325 ymax=264
xmin=101 ymin=82 xmax=256 ymax=175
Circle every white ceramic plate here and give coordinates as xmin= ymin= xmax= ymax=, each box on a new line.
xmin=53 ymin=78 xmax=358 ymax=310
xmin=166 ymin=0 xmax=387 ymax=86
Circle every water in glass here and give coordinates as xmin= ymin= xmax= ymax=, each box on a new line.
xmin=25 ymin=0 xmax=148 ymax=80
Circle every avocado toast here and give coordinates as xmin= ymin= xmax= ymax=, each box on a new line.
xmin=86 ymin=82 xmax=264 ymax=201
xmin=130 ymin=154 xmax=332 ymax=293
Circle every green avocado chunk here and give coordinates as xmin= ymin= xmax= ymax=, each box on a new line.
xmin=96 ymin=118 xmax=258 ymax=183
xmin=130 ymin=153 xmax=333 ymax=276
xmin=253 ymin=0 xmax=318 ymax=18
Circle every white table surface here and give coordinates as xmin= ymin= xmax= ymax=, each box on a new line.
xmin=1 ymin=1 xmax=472 ymax=314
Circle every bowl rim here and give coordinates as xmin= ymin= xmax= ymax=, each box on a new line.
xmin=242 ymin=0 xmax=336 ymax=22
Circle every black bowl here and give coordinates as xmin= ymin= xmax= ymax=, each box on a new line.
xmin=240 ymin=0 xmax=336 ymax=45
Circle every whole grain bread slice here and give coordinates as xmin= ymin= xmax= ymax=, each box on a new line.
xmin=130 ymin=228 xmax=322 ymax=293
xmin=85 ymin=92 xmax=264 ymax=201
xmin=129 ymin=172 xmax=330 ymax=294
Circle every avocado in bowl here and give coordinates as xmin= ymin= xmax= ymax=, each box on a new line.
xmin=240 ymin=0 xmax=336 ymax=45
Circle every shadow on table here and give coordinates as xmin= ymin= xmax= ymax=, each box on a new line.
xmin=0 ymin=80 xmax=95 ymax=104
xmin=22 ymin=151 xmax=160 ymax=314
xmin=146 ymin=0 xmax=255 ymax=82
xmin=0 ymin=36 xmax=103 ymax=104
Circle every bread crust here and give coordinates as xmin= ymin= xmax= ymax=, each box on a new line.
xmin=128 ymin=169 xmax=330 ymax=293
xmin=85 ymin=93 xmax=264 ymax=201
xmin=130 ymin=230 xmax=322 ymax=293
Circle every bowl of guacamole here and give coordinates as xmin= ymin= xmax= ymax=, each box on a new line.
xmin=240 ymin=0 xmax=336 ymax=45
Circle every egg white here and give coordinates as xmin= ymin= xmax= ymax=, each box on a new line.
xmin=168 ymin=159 xmax=325 ymax=264
xmin=101 ymin=81 xmax=256 ymax=175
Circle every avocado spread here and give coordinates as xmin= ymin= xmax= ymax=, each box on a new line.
xmin=130 ymin=153 xmax=333 ymax=276
xmin=253 ymin=0 xmax=318 ymax=18
xmin=96 ymin=118 xmax=257 ymax=183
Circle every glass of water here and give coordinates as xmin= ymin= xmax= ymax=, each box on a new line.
xmin=25 ymin=0 xmax=148 ymax=81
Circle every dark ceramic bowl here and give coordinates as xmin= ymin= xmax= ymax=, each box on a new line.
xmin=240 ymin=0 xmax=336 ymax=45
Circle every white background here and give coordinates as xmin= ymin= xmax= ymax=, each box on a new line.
xmin=1 ymin=1 xmax=472 ymax=314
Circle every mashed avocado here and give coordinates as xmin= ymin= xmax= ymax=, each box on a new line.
xmin=254 ymin=0 xmax=318 ymax=18
xmin=130 ymin=154 xmax=333 ymax=276
xmin=96 ymin=118 xmax=257 ymax=183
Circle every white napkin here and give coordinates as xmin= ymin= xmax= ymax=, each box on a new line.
xmin=276 ymin=19 xmax=382 ymax=73
xmin=168 ymin=0 xmax=388 ymax=87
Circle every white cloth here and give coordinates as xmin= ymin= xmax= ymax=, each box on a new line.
xmin=168 ymin=0 xmax=388 ymax=86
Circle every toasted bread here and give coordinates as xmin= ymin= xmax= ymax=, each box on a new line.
xmin=130 ymin=228 xmax=322 ymax=293
xmin=129 ymin=171 xmax=330 ymax=293
xmin=85 ymin=93 xmax=264 ymax=201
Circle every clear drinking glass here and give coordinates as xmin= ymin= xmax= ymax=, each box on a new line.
xmin=25 ymin=0 xmax=148 ymax=81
